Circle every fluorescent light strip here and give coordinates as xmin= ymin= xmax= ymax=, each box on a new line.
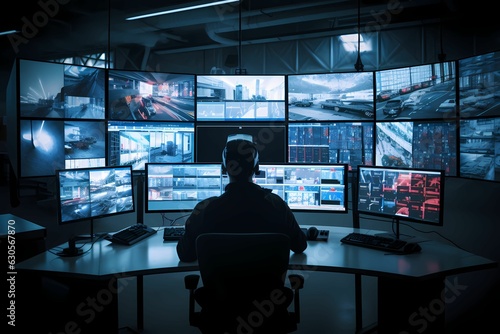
xmin=126 ymin=0 xmax=239 ymax=21
xmin=0 ymin=30 xmax=19 ymax=36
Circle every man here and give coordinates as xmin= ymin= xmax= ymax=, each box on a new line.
xmin=176 ymin=134 xmax=307 ymax=262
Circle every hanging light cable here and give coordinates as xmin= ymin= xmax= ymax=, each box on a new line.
xmin=354 ymin=0 xmax=364 ymax=72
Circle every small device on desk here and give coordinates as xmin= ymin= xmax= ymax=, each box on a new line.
xmin=106 ymin=224 xmax=157 ymax=245
xmin=163 ymin=227 xmax=186 ymax=241
xmin=301 ymin=227 xmax=329 ymax=241
xmin=340 ymin=232 xmax=421 ymax=254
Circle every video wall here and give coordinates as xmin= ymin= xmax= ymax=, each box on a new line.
xmin=14 ymin=50 xmax=500 ymax=182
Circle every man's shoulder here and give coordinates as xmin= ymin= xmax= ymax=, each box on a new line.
xmin=195 ymin=196 xmax=219 ymax=207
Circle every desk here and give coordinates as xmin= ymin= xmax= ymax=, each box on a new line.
xmin=1 ymin=213 xmax=46 ymax=263
xmin=16 ymin=226 xmax=496 ymax=333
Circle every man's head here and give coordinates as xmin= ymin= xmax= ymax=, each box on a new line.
xmin=222 ymin=134 xmax=259 ymax=182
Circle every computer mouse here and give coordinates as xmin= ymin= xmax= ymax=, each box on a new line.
xmin=404 ymin=242 xmax=422 ymax=253
xmin=307 ymin=227 xmax=319 ymax=241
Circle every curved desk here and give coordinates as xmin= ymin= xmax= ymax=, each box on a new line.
xmin=16 ymin=226 xmax=497 ymax=333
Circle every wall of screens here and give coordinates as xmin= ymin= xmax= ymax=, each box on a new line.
xmin=13 ymin=51 xmax=500 ymax=183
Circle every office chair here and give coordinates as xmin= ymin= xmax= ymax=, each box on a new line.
xmin=184 ymin=233 xmax=305 ymax=334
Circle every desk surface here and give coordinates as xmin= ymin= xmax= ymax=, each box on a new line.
xmin=0 ymin=213 xmax=46 ymax=239
xmin=16 ymin=226 xmax=497 ymax=280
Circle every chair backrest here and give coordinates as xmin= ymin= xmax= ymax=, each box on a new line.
xmin=196 ymin=233 xmax=291 ymax=302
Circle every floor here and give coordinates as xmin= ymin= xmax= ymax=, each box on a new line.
xmin=116 ymin=272 xmax=378 ymax=333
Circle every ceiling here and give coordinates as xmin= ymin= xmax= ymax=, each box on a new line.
xmin=0 ymin=0 xmax=495 ymax=69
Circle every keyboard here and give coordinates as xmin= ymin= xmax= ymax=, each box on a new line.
xmin=163 ymin=227 xmax=186 ymax=241
xmin=107 ymin=224 xmax=157 ymax=245
xmin=340 ymin=232 xmax=421 ymax=254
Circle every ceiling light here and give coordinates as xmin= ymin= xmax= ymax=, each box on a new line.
xmin=126 ymin=0 xmax=240 ymax=21
xmin=0 ymin=30 xmax=19 ymax=36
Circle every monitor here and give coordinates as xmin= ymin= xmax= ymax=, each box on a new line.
xmin=458 ymin=51 xmax=500 ymax=117
xmin=196 ymin=74 xmax=286 ymax=121
xmin=375 ymin=120 xmax=457 ymax=176
xmin=375 ymin=61 xmax=456 ymax=120
xmin=56 ymin=165 xmax=135 ymax=225
xmin=107 ymin=120 xmax=195 ymax=171
xmin=19 ymin=119 xmax=106 ymax=178
xmin=288 ymin=72 xmax=374 ymax=121
xmin=288 ymin=122 xmax=374 ymax=170
xmin=145 ymin=162 xmax=223 ymax=213
xmin=459 ymin=117 xmax=500 ymax=182
xmin=356 ymin=165 xmax=444 ymax=235
xmin=196 ymin=123 xmax=286 ymax=163
xmin=108 ymin=69 xmax=195 ymax=121
xmin=19 ymin=59 xmax=105 ymax=119
xmin=249 ymin=163 xmax=348 ymax=213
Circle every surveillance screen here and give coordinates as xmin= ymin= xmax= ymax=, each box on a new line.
xmin=460 ymin=117 xmax=500 ymax=182
xmin=146 ymin=163 xmax=223 ymax=212
xmin=19 ymin=119 xmax=106 ymax=177
xmin=375 ymin=120 xmax=457 ymax=176
xmin=459 ymin=51 xmax=500 ymax=118
xmin=196 ymin=75 xmax=286 ymax=121
xmin=288 ymin=72 xmax=374 ymax=121
xmin=375 ymin=61 xmax=456 ymax=120
xmin=108 ymin=70 xmax=195 ymax=121
xmin=57 ymin=166 xmax=134 ymax=224
xmin=288 ymin=122 xmax=374 ymax=170
xmin=19 ymin=59 xmax=105 ymax=119
xmin=247 ymin=164 xmax=348 ymax=213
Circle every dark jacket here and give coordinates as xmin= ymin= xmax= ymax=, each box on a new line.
xmin=176 ymin=181 xmax=308 ymax=262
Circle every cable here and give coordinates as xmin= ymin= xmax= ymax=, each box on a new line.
xmin=48 ymin=234 xmax=108 ymax=257
xmin=161 ymin=213 xmax=191 ymax=226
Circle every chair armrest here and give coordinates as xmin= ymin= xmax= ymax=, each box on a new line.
xmin=184 ymin=274 xmax=200 ymax=290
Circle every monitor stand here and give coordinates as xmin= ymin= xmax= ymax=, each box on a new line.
xmin=57 ymin=237 xmax=84 ymax=257
xmin=374 ymin=216 xmax=406 ymax=241
xmin=73 ymin=218 xmax=108 ymax=243
xmin=374 ymin=216 xmax=423 ymax=242
xmin=135 ymin=173 xmax=145 ymax=225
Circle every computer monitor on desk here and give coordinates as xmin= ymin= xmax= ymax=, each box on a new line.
xmin=252 ymin=163 xmax=348 ymax=213
xmin=355 ymin=165 xmax=445 ymax=239
xmin=56 ymin=165 xmax=135 ymax=254
xmin=145 ymin=162 xmax=223 ymax=213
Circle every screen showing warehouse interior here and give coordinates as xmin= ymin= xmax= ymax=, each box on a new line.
xmin=146 ymin=163 xmax=223 ymax=212
xmin=107 ymin=121 xmax=194 ymax=170
xmin=245 ymin=164 xmax=348 ymax=213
